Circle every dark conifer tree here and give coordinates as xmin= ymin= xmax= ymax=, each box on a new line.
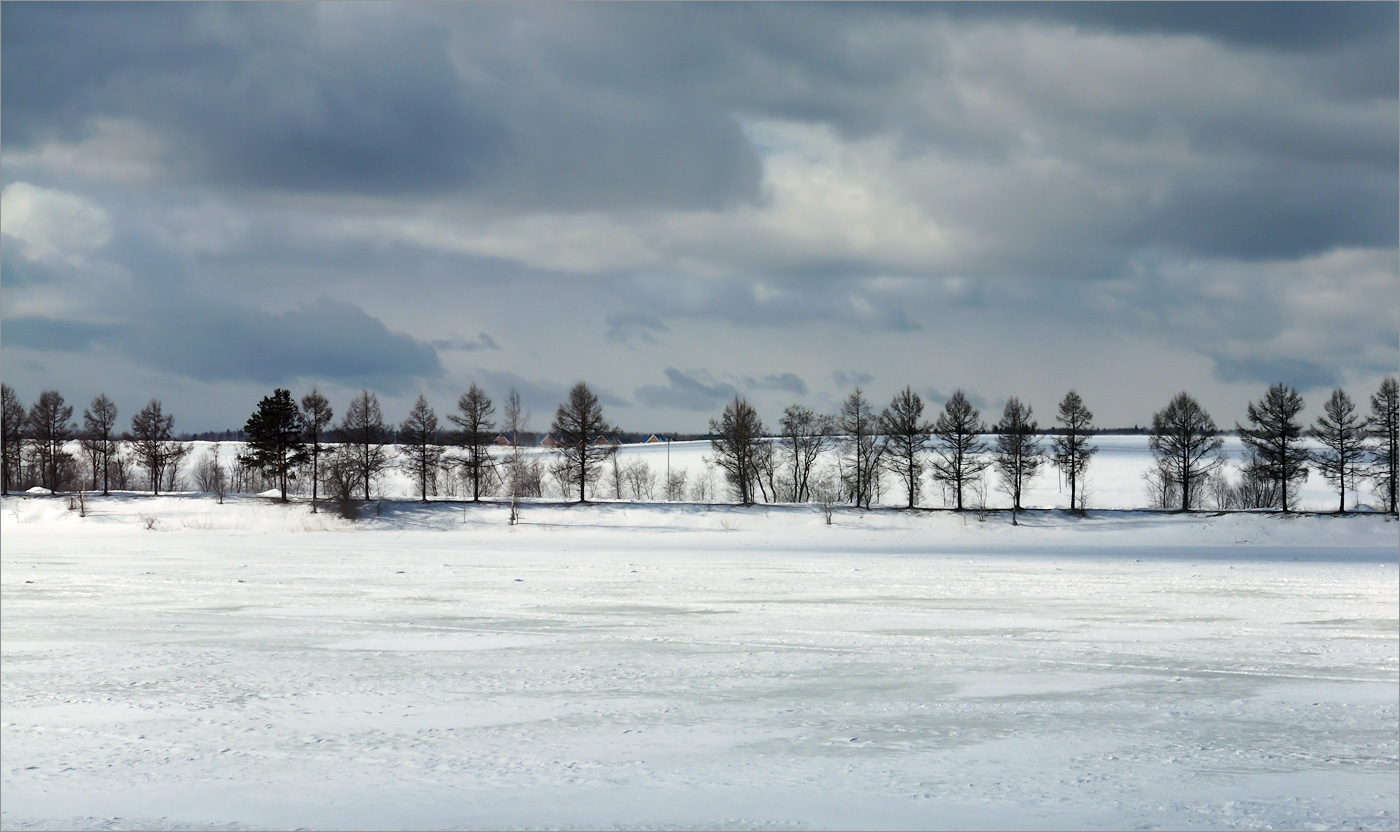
xmin=239 ymin=388 xmax=309 ymax=502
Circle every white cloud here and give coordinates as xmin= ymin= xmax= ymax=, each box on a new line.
xmin=1 ymin=183 xmax=112 ymax=263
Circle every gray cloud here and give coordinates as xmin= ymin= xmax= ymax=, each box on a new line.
xmin=1 ymin=3 xmax=761 ymax=210
xmin=628 ymin=278 xmax=924 ymax=332
xmin=1 ymin=317 xmax=123 ymax=352
xmin=636 ymin=368 xmax=741 ymax=412
xmin=8 ymin=2 xmax=1392 ymax=267
xmin=1 ymin=3 xmax=1394 ymax=432
xmin=743 ymin=372 xmax=807 ymax=396
xmin=4 ymin=298 xmax=442 ymax=393
xmin=606 ymin=311 xmax=669 ymax=346
xmin=150 ymin=297 xmax=442 ymax=391
xmin=459 ymin=368 xmax=631 ymax=422
xmin=832 ymin=370 xmax=875 ymax=390
xmin=1213 ymin=356 xmax=1340 ymax=392
xmin=432 ymin=333 xmax=499 ymax=352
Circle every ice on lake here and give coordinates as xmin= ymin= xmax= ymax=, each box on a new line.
xmin=2 ymin=495 xmax=1397 ymax=830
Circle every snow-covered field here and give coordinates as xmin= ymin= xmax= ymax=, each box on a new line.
xmin=2 ymin=438 xmax=1397 ymax=830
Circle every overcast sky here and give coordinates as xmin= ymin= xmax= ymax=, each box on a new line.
xmin=3 ymin=2 xmax=1397 ymax=434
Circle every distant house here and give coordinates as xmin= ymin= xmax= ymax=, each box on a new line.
xmin=493 ymin=432 xmax=516 ymax=446
xmin=588 ymin=435 xmax=622 ymax=448
xmin=644 ymin=434 xmax=672 ymax=444
xmin=538 ymin=433 xmax=561 ymax=448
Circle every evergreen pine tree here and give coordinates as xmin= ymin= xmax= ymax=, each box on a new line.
xmin=239 ymin=388 xmax=309 ymax=502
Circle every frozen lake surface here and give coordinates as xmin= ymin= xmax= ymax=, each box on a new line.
xmin=2 ymin=497 xmax=1397 ymax=830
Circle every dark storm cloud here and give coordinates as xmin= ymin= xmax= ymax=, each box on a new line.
xmin=3 ymin=299 xmax=441 ymax=391
xmin=1212 ymin=356 xmax=1340 ymax=392
xmin=0 ymin=3 xmax=760 ymax=209
xmin=636 ymin=368 xmax=740 ymax=412
xmin=2 ymin=3 xmax=1395 ymax=432
xmin=6 ymin=2 xmax=1395 ymax=267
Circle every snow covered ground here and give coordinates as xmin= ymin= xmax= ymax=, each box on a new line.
xmin=2 ymin=442 xmax=1397 ymax=830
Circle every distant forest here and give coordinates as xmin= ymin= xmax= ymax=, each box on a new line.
xmin=2 ymin=377 xmax=1396 ymax=518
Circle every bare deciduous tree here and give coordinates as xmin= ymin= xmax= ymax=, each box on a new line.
xmin=27 ymin=389 xmax=77 ymax=493
xmin=551 ymin=382 xmax=617 ymax=503
xmin=1311 ymin=388 xmax=1366 ymax=513
xmin=710 ymin=396 xmax=766 ymax=505
xmin=622 ymin=460 xmax=656 ymax=500
xmin=129 ymin=399 xmax=189 ymax=496
xmin=2 ymin=384 xmax=28 ymax=495
xmin=502 ymin=387 xmax=529 ymax=524
xmin=994 ymin=396 xmax=1043 ymax=525
xmin=838 ymin=388 xmax=884 ymax=509
xmin=338 ymin=389 xmax=389 ymax=501
xmin=1051 ymin=390 xmax=1097 ymax=513
xmin=82 ymin=393 xmax=120 ymax=495
xmin=929 ymin=390 xmax=989 ymax=511
xmin=28 ymin=390 xmax=76 ymax=493
xmin=300 ymin=389 xmax=334 ymax=513
xmin=880 ymin=386 xmax=930 ymax=510
xmin=400 ymin=394 xmax=443 ymax=501
xmin=450 ymin=384 xmax=496 ymax=502
xmin=1236 ymin=383 xmax=1308 ymax=513
xmin=194 ymin=443 xmax=229 ymax=504
xmin=778 ymin=404 xmax=834 ymax=503
xmin=1149 ymin=392 xmax=1225 ymax=512
xmin=1368 ymin=375 xmax=1399 ymax=515
xmin=664 ymin=466 xmax=688 ymax=502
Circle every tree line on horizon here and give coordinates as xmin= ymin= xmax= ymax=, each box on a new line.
xmin=1 ymin=376 xmax=1397 ymax=518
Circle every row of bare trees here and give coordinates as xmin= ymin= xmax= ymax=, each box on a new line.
xmin=2 ymin=384 xmax=191 ymax=497
xmin=708 ymin=387 xmax=1098 ymax=522
xmin=707 ymin=377 xmax=1398 ymax=516
xmin=1144 ymin=379 xmax=1398 ymax=514
xmin=3 ymin=376 xmax=1397 ymax=515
